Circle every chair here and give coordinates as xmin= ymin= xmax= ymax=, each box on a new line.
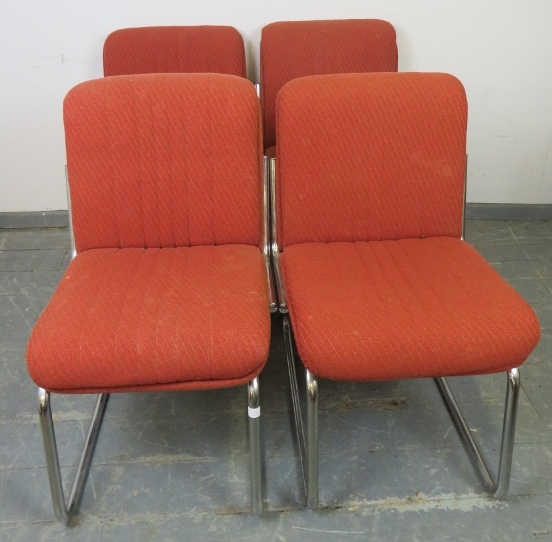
xmin=103 ymin=26 xmax=247 ymax=77
xmin=260 ymin=19 xmax=398 ymax=157
xmin=26 ymin=73 xmax=271 ymax=523
xmin=272 ymin=72 xmax=541 ymax=508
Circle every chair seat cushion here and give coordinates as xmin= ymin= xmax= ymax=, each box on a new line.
xmin=27 ymin=246 xmax=270 ymax=393
xmin=281 ymin=237 xmax=540 ymax=381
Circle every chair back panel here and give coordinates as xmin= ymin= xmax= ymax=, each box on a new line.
xmin=64 ymin=74 xmax=262 ymax=251
xmin=261 ymin=19 xmax=398 ymax=149
xmin=103 ymin=26 xmax=247 ymax=77
xmin=276 ymin=72 xmax=467 ymax=248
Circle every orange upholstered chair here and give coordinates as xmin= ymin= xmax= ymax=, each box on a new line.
xmin=272 ymin=72 xmax=540 ymax=508
xmin=103 ymin=26 xmax=247 ymax=77
xmin=260 ymin=19 xmax=397 ymax=157
xmin=27 ymin=73 xmax=271 ymax=522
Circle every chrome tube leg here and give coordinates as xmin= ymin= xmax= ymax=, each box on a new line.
xmin=283 ymin=316 xmax=307 ymax=492
xmin=306 ymin=369 xmax=319 ymax=510
xmin=38 ymin=388 xmax=109 ymax=524
xmin=493 ymin=368 xmax=520 ymax=500
xmin=248 ymin=377 xmax=263 ymax=515
xmin=283 ymin=315 xmax=319 ymax=508
xmin=67 ymin=393 xmax=109 ymax=513
xmin=262 ymin=156 xmax=277 ymax=312
xmin=39 ymin=388 xmax=69 ymax=523
xmin=435 ymin=376 xmax=495 ymax=491
xmin=269 ymin=156 xmax=288 ymax=313
xmin=435 ymin=368 xmax=521 ymax=500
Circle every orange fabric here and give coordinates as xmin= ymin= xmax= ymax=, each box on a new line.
xmin=103 ymin=26 xmax=246 ymax=77
xmin=260 ymin=19 xmax=398 ymax=150
xmin=64 ymin=74 xmax=263 ymax=252
xmin=27 ymin=246 xmax=270 ymax=393
xmin=281 ymin=238 xmax=540 ymax=381
xmin=276 ymin=73 xmax=467 ymax=247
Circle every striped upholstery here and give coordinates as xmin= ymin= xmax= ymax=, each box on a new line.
xmin=28 ymin=246 xmax=269 ymax=393
xmin=64 ymin=74 xmax=262 ymax=252
xmin=277 ymin=73 xmax=540 ymax=381
xmin=261 ymin=19 xmax=398 ymax=151
xmin=277 ymin=73 xmax=467 ymax=248
xmin=103 ymin=26 xmax=247 ymax=77
xmin=281 ymin=239 xmax=540 ymax=380
xmin=27 ymin=74 xmax=270 ymax=393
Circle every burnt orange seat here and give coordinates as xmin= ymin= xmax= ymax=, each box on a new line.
xmin=28 ymin=247 xmax=269 ymax=393
xmin=26 ymin=74 xmax=270 ymax=523
xmin=273 ymin=72 xmax=540 ymax=508
xmin=103 ymin=26 xmax=247 ymax=77
xmin=260 ymin=19 xmax=398 ymax=156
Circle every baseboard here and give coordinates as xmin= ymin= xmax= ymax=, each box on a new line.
xmin=0 ymin=211 xmax=69 ymax=229
xmin=0 ymin=205 xmax=551 ymax=229
xmin=466 ymin=203 xmax=552 ymax=220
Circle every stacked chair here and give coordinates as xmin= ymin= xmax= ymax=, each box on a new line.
xmin=26 ymin=23 xmax=540 ymax=523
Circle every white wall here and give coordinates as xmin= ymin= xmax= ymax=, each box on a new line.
xmin=1 ymin=0 xmax=551 ymax=212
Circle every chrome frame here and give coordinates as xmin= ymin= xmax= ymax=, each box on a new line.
xmin=444 ymin=157 xmax=519 ymax=500
xmin=262 ymin=157 xmax=277 ymax=312
xmin=284 ymin=313 xmax=522 ymax=507
xmin=38 ymin=389 xmax=109 ymax=524
xmin=39 ymin=378 xmax=263 ymax=522
xmin=268 ymin=156 xmax=288 ymax=313
xmin=283 ymin=316 xmax=319 ymax=508
xmin=38 ymin=176 xmax=110 ymax=524
xmin=435 ymin=370 xmax=520 ymax=500
xmin=248 ymin=377 xmax=263 ymax=514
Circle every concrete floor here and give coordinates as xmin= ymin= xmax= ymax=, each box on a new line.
xmin=1 ymin=220 xmax=551 ymax=541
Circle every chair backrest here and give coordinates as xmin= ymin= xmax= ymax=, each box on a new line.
xmin=103 ymin=26 xmax=247 ymax=77
xmin=64 ymin=74 xmax=262 ymax=252
xmin=276 ymin=73 xmax=467 ymax=248
xmin=260 ymin=19 xmax=398 ymax=150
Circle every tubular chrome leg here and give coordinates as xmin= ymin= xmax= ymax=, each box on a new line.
xmin=435 ymin=368 xmax=520 ymax=500
xmin=493 ymin=368 xmax=520 ymax=499
xmin=262 ymin=156 xmax=277 ymax=313
xmin=248 ymin=377 xmax=263 ymax=515
xmin=306 ymin=369 xmax=319 ymax=510
xmin=283 ymin=316 xmax=307 ymax=492
xmin=269 ymin=156 xmax=288 ymax=313
xmin=282 ymin=316 xmax=319 ymax=508
xmin=38 ymin=388 xmax=109 ymax=523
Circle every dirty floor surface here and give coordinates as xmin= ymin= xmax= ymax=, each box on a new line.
xmin=1 ymin=220 xmax=551 ymax=541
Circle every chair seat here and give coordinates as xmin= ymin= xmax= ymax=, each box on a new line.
xmin=281 ymin=237 xmax=540 ymax=381
xmin=27 ymin=245 xmax=270 ymax=393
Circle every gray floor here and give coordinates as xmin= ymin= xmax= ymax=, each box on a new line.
xmin=1 ymin=220 xmax=552 ymax=541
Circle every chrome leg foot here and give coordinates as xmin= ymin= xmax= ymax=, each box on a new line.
xmin=248 ymin=377 xmax=262 ymax=515
xmin=38 ymin=388 xmax=109 ymax=523
xmin=435 ymin=368 xmax=520 ymax=500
